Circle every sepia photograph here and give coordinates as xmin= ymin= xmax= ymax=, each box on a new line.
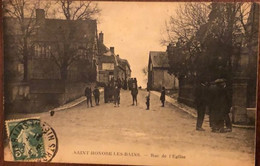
xmin=1 ymin=1 xmax=259 ymax=166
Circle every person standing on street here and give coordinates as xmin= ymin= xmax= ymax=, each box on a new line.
xmin=85 ymin=86 xmax=93 ymax=108
xmin=133 ymin=78 xmax=138 ymax=87
xmin=93 ymin=86 xmax=100 ymax=106
xmin=128 ymin=78 xmax=133 ymax=91
xmin=117 ymin=78 xmax=122 ymax=89
xmin=114 ymin=85 xmax=120 ymax=107
xmin=223 ymin=81 xmax=232 ymax=132
xmin=131 ymin=82 xmax=138 ymax=106
xmin=194 ymin=81 xmax=209 ymax=131
xmin=104 ymin=83 xmax=108 ymax=103
xmin=123 ymin=79 xmax=128 ymax=90
xmin=146 ymin=90 xmax=150 ymax=110
xmin=210 ymin=79 xmax=229 ymax=133
xmin=160 ymin=87 xmax=166 ymax=107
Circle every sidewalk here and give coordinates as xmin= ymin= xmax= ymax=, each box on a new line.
xmin=151 ymin=91 xmax=198 ymax=118
xmin=151 ymin=91 xmax=255 ymax=129
xmin=50 ymin=88 xmax=104 ymax=113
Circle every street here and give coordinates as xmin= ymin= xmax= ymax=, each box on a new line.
xmin=5 ymin=89 xmax=255 ymax=166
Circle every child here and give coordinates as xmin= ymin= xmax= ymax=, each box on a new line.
xmin=146 ymin=90 xmax=150 ymax=110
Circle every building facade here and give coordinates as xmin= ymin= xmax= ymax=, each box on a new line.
xmin=147 ymin=51 xmax=179 ymax=91
xmin=4 ymin=9 xmax=99 ymax=113
xmin=97 ymin=32 xmax=131 ymax=85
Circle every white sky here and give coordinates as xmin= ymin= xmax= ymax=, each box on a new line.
xmin=97 ymin=2 xmax=179 ymax=87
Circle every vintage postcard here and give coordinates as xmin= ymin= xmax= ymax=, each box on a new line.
xmin=2 ymin=1 xmax=259 ymax=166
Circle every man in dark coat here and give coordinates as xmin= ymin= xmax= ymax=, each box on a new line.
xmin=114 ymin=85 xmax=120 ymax=107
xmin=210 ymin=79 xmax=230 ymax=133
xmin=93 ymin=86 xmax=100 ymax=106
xmin=128 ymin=78 xmax=133 ymax=91
xmin=194 ymin=81 xmax=210 ymax=131
xmin=117 ymin=78 xmax=122 ymax=89
xmin=85 ymin=86 xmax=93 ymax=107
xmin=104 ymin=83 xmax=108 ymax=103
xmin=131 ymin=82 xmax=138 ymax=106
xmin=160 ymin=87 xmax=166 ymax=107
xmin=146 ymin=90 xmax=150 ymax=110
xmin=123 ymin=79 xmax=128 ymax=90
xmin=133 ymin=78 xmax=138 ymax=87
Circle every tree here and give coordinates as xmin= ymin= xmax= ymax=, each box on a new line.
xmin=142 ymin=66 xmax=148 ymax=82
xmin=162 ymin=2 xmax=210 ymax=45
xmin=49 ymin=0 xmax=101 ymax=20
xmin=3 ymin=0 xmax=50 ymax=81
xmin=48 ymin=0 xmax=101 ymax=81
xmin=165 ymin=2 xmax=254 ymax=82
xmin=163 ymin=3 xmax=210 ymax=80
xmin=201 ymin=3 xmax=254 ymax=81
xmin=48 ymin=22 xmax=97 ymax=81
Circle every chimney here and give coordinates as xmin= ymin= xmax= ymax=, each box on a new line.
xmin=110 ymin=47 xmax=114 ymax=54
xmin=36 ymin=9 xmax=45 ymax=24
xmin=99 ymin=32 xmax=104 ymax=44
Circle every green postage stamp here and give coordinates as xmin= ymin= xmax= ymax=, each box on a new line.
xmin=6 ymin=118 xmax=45 ymax=161
xmin=5 ymin=118 xmax=58 ymax=161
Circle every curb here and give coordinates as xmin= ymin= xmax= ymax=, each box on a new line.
xmin=151 ymin=91 xmax=255 ymax=129
xmin=50 ymin=89 xmax=104 ymax=113
xmin=151 ymin=91 xmax=197 ymax=117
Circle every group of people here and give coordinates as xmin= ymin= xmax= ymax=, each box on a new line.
xmin=145 ymin=87 xmax=166 ymax=110
xmin=86 ymin=77 xmax=231 ymax=133
xmin=85 ymin=77 xmax=140 ymax=108
xmin=195 ymin=78 xmax=232 ymax=133
xmin=85 ymin=86 xmax=100 ymax=107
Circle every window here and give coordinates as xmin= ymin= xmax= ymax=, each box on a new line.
xmin=35 ymin=45 xmax=41 ymax=58
xmin=46 ymin=45 xmax=51 ymax=58
xmin=17 ymin=63 xmax=24 ymax=73
xmin=102 ymin=63 xmax=114 ymax=70
xmin=35 ymin=44 xmax=50 ymax=58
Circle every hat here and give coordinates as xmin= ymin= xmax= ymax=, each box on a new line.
xmin=214 ymin=78 xmax=226 ymax=84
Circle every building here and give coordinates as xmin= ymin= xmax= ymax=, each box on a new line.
xmin=4 ymin=9 xmax=99 ymax=113
xmin=147 ymin=51 xmax=178 ymax=91
xmin=115 ymin=55 xmax=131 ymax=81
xmin=97 ymin=47 xmax=117 ymax=84
xmin=97 ymin=32 xmax=131 ymax=85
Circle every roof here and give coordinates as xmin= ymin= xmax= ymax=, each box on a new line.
xmin=4 ymin=17 xmax=97 ymax=43
xmin=98 ymin=42 xmax=109 ymax=55
xmin=116 ymin=56 xmax=131 ymax=71
xmin=39 ymin=19 xmax=97 ymax=42
xmin=99 ymin=52 xmax=117 ymax=64
xmin=149 ymin=51 xmax=169 ymax=68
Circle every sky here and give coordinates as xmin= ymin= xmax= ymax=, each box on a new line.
xmin=97 ymin=2 xmax=178 ymax=88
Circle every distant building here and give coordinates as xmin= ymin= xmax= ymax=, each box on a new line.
xmin=97 ymin=47 xmax=117 ymax=84
xmin=115 ymin=55 xmax=131 ymax=81
xmin=147 ymin=51 xmax=178 ymax=90
xmin=4 ymin=9 xmax=98 ymax=113
xmin=97 ymin=32 xmax=131 ymax=85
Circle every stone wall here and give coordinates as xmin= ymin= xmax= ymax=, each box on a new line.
xmin=177 ymin=77 xmax=196 ymax=107
xmin=5 ymin=80 xmax=90 ymax=113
